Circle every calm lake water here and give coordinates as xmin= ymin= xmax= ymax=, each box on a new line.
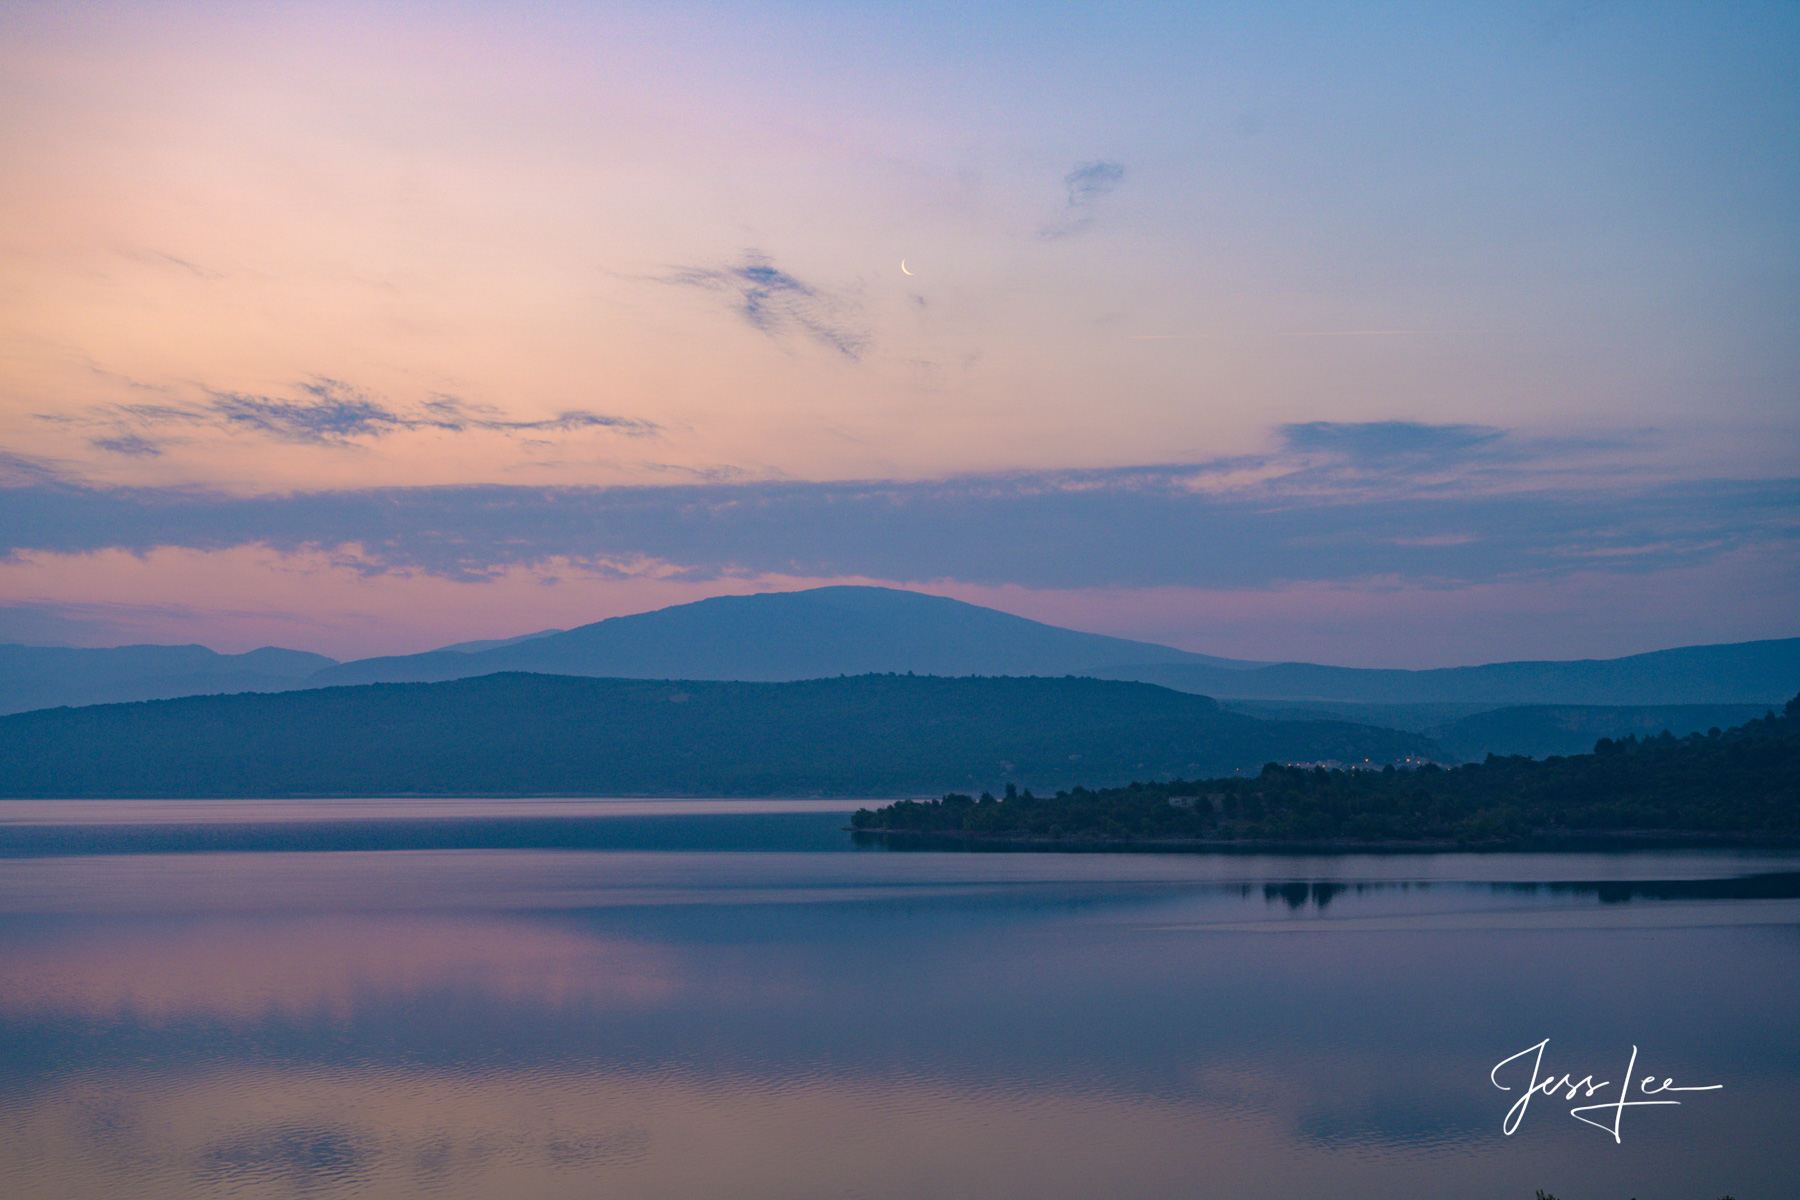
xmin=2 ymin=799 xmax=1796 ymax=1199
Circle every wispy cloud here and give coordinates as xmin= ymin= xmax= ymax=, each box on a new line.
xmin=1280 ymin=420 xmax=1506 ymax=464
xmin=1040 ymin=161 xmax=1125 ymax=240
xmin=3 ymin=423 xmax=1791 ymax=591
xmin=116 ymin=247 xmax=223 ymax=280
xmin=55 ymin=379 xmax=658 ymax=449
xmin=1065 ymin=161 xmax=1124 ymax=206
xmin=663 ymin=251 xmax=869 ymax=359
xmin=0 ymin=450 xmax=66 ymax=485
xmin=88 ymin=434 xmax=165 ymax=458
xmin=0 ymin=599 xmax=220 ymax=646
xmin=1273 ymin=420 xmax=1653 ymax=498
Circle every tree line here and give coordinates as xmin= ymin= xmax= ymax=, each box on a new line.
xmin=851 ymin=695 xmax=1800 ymax=845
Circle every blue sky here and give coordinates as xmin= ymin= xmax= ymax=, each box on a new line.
xmin=0 ymin=1 xmax=1794 ymax=662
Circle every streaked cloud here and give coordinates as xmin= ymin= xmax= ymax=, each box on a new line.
xmin=88 ymin=434 xmax=166 ymax=458
xmin=55 ymin=380 xmax=658 ymax=451
xmin=1279 ymin=421 xmax=1506 ymax=464
xmin=1064 ymin=161 xmax=1125 ymax=207
xmin=0 ymin=599 xmax=228 ymax=646
xmin=2 ymin=423 xmax=1791 ymax=591
xmin=0 ymin=450 xmax=65 ymax=485
xmin=1041 ymin=161 xmax=1125 ymax=240
xmin=663 ymin=251 xmax=869 ymax=360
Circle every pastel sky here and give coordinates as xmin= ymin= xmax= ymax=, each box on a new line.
xmin=2 ymin=0 xmax=1795 ymax=665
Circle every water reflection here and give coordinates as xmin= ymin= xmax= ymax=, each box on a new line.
xmin=0 ymin=917 xmax=676 ymax=1021
xmin=1257 ymin=872 xmax=1800 ymax=912
xmin=1267 ymin=880 xmax=1348 ymax=909
xmin=1504 ymin=872 xmax=1800 ymax=903
xmin=1 ymin=804 xmax=1796 ymax=1200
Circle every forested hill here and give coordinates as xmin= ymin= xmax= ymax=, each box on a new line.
xmin=853 ymin=696 xmax=1800 ymax=845
xmin=0 ymin=673 xmax=1432 ymax=798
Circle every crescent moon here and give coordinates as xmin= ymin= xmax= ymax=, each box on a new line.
xmin=900 ymin=260 xmax=914 ymax=275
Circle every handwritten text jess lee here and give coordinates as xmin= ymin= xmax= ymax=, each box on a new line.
xmin=1490 ymin=1041 xmax=1722 ymax=1142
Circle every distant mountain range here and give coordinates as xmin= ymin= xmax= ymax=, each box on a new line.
xmin=4 ymin=587 xmax=1796 ymax=749
xmin=1089 ymin=640 xmax=1800 ymax=706
xmin=1422 ymin=703 xmax=1777 ymax=761
xmin=1217 ymin=699 xmax=1781 ymax=760
xmin=0 ymin=674 xmax=1435 ymax=798
xmin=0 ymin=643 xmax=335 ymax=716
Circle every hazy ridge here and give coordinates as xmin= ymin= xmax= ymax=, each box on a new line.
xmin=0 ymin=673 xmax=1434 ymax=798
xmin=0 ymin=644 xmax=336 ymax=716
xmin=5 ymin=589 xmax=1795 ymax=768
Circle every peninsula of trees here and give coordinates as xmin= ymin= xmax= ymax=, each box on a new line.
xmin=851 ymin=696 xmax=1800 ymax=847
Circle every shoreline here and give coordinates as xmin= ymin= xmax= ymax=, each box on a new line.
xmin=847 ymin=828 xmax=1800 ymax=853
